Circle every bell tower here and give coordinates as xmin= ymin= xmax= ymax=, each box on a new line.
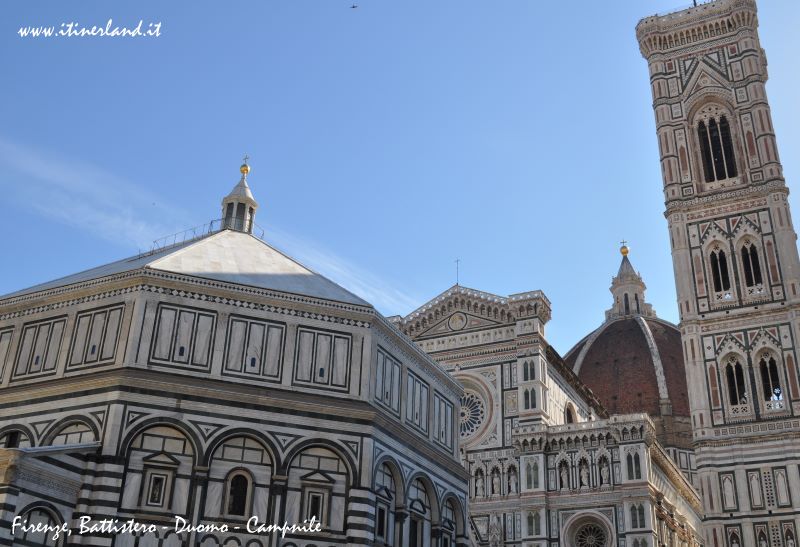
xmin=637 ymin=1 xmax=800 ymax=545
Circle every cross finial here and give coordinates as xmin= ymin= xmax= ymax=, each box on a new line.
xmin=242 ymin=154 xmax=250 ymax=165
xmin=620 ymin=239 xmax=627 ymax=247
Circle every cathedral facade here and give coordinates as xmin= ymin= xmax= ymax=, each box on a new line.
xmin=393 ymin=283 xmax=704 ymax=547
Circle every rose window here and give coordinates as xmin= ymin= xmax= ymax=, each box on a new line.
xmin=575 ymin=523 xmax=607 ymax=547
xmin=459 ymin=391 xmax=486 ymax=438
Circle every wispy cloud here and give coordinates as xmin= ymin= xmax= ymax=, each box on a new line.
xmin=267 ymin=227 xmax=421 ymax=315
xmin=0 ymin=136 xmax=190 ymax=249
xmin=0 ymin=136 xmax=422 ymax=315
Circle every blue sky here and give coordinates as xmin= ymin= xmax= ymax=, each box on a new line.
xmin=1 ymin=1 xmax=799 ymax=354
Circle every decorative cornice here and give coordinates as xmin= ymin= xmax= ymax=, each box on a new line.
xmin=0 ymin=267 xmax=375 ymax=319
xmin=664 ymin=180 xmax=786 ymax=217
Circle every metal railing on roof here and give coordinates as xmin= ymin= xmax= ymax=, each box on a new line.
xmin=138 ymin=219 xmax=266 ymax=257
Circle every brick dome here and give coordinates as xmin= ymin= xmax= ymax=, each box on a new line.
xmin=564 ymin=316 xmax=690 ymax=418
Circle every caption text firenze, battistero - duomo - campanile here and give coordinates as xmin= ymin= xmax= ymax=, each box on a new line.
xmin=1 ymin=0 xmax=800 ymax=546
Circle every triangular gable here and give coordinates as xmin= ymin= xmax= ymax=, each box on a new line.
xmin=416 ymin=311 xmax=502 ymax=337
xmin=143 ymin=451 xmax=180 ymax=468
xmin=700 ymin=221 xmax=727 ymax=245
xmin=300 ymin=470 xmax=335 ymax=484
xmin=714 ymin=333 xmax=746 ymax=355
xmin=684 ymin=61 xmax=731 ymax=99
xmin=749 ymin=328 xmax=781 ymax=349
xmin=731 ymin=214 xmax=761 ymax=237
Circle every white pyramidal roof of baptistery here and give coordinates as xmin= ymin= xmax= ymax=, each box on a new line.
xmin=0 ymin=229 xmax=370 ymax=307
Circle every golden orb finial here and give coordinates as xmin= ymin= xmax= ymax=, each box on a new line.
xmin=620 ymin=239 xmax=629 ymax=256
xmin=240 ymin=154 xmax=250 ymax=176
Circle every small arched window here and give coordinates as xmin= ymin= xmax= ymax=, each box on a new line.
xmin=532 ymin=460 xmax=539 ymax=489
xmin=638 ymin=504 xmax=645 ymax=527
xmin=697 ymin=108 xmax=737 ymax=182
xmin=709 ymin=245 xmax=731 ymax=292
xmin=527 ymin=512 xmax=535 ymax=535
xmin=565 ymin=405 xmax=575 ymax=424
xmin=626 ymin=453 xmax=634 ymax=479
xmin=524 ymin=390 xmax=530 ymax=409
xmin=633 ymin=454 xmax=641 ymax=479
xmin=523 ymin=362 xmax=529 ymax=382
xmin=225 ymin=472 xmax=251 ymax=517
xmin=624 ymin=293 xmax=630 ymax=315
xmin=726 ymin=358 xmax=747 ymax=405
xmin=741 ymin=242 xmax=763 ymax=288
xmin=759 ymin=355 xmax=783 ymax=402
xmin=635 ymin=294 xmax=641 ymax=314
xmin=529 ymin=389 xmax=537 ymax=409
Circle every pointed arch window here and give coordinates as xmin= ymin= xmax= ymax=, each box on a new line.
xmin=525 ymin=461 xmax=533 ymax=489
xmin=627 ymin=453 xmax=642 ymax=480
xmin=528 ymin=511 xmax=540 ymax=535
xmin=624 ymin=293 xmax=630 ymax=315
xmin=759 ymin=355 xmax=783 ymax=405
xmin=740 ymin=241 xmax=763 ymax=288
xmin=709 ymin=245 xmax=731 ymax=292
xmin=697 ymin=108 xmax=737 ymax=182
xmin=725 ymin=358 xmax=747 ymax=405
xmin=630 ymin=505 xmax=640 ymax=528
xmin=524 ymin=390 xmax=530 ymax=409
xmin=523 ymin=361 xmax=534 ymax=382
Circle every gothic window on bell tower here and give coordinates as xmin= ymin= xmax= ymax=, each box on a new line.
xmin=709 ymin=245 xmax=731 ymax=293
xmin=758 ymin=354 xmax=783 ymax=410
xmin=696 ymin=106 xmax=738 ymax=183
xmin=740 ymin=241 xmax=764 ymax=289
xmin=725 ymin=357 xmax=748 ymax=406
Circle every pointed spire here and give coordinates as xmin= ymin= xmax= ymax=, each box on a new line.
xmin=605 ymin=243 xmax=656 ymax=320
xmin=222 ymin=156 xmax=259 ymax=233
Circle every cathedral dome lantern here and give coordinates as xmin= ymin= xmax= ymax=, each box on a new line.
xmin=221 ymin=156 xmax=259 ymax=233
xmin=607 ymin=243 xmax=654 ymax=321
